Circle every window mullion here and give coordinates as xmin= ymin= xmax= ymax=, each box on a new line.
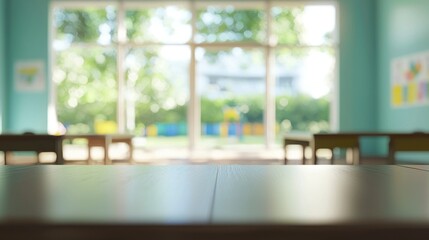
xmin=189 ymin=1 xmax=199 ymax=152
xmin=117 ymin=1 xmax=126 ymax=133
xmin=265 ymin=0 xmax=276 ymax=149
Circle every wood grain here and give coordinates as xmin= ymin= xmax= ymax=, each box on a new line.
xmin=2 ymin=165 xmax=429 ymax=239
xmin=0 ymin=165 xmax=218 ymax=224
xmin=212 ymin=165 xmax=429 ymax=225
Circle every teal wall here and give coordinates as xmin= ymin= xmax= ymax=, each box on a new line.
xmin=0 ymin=0 xmax=5 ymax=132
xmin=377 ymin=0 xmax=429 ymax=161
xmin=339 ymin=0 xmax=377 ymax=132
xmin=338 ymin=0 xmax=377 ymax=155
xmin=6 ymin=0 xmax=49 ymax=133
xmin=377 ymin=0 xmax=429 ymax=131
xmin=3 ymin=0 xmax=377 ymax=136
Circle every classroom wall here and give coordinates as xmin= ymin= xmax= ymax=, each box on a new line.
xmin=338 ymin=0 xmax=377 ymax=132
xmin=377 ymin=0 xmax=429 ymax=131
xmin=6 ymin=0 xmax=49 ymax=133
xmin=0 ymin=0 xmax=5 ymax=132
xmin=338 ymin=0 xmax=377 ymax=155
xmin=377 ymin=0 xmax=429 ymax=161
xmin=3 ymin=0 xmax=377 ymax=137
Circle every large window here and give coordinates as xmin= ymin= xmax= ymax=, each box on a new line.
xmin=52 ymin=1 xmax=338 ymax=150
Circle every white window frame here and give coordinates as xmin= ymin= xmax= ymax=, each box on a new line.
xmin=49 ymin=0 xmax=339 ymax=150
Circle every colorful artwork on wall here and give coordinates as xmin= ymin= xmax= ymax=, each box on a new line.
xmin=391 ymin=51 xmax=429 ymax=107
xmin=14 ymin=60 xmax=45 ymax=92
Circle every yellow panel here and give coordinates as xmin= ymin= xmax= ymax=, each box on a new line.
xmin=94 ymin=121 xmax=117 ymax=134
xmin=146 ymin=125 xmax=158 ymax=137
xmin=220 ymin=123 xmax=228 ymax=137
xmin=392 ymin=85 xmax=403 ymax=106
xmin=252 ymin=124 xmax=264 ymax=136
xmin=243 ymin=124 xmax=252 ymax=136
xmin=408 ymin=82 xmax=417 ymax=104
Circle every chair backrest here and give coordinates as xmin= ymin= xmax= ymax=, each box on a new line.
xmin=389 ymin=134 xmax=429 ymax=151
xmin=313 ymin=134 xmax=360 ymax=149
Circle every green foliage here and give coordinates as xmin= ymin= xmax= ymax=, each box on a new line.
xmin=201 ymin=98 xmax=224 ymax=123
xmin=196 ymin=8 xmax=265 ymax=42
xmin=56 ymin=47 xmax=117 ymax=133
xmin=54 ymin=5 xmax=329 ymax=135
xmin=272 ymin=7 xmax=304 ymax=45
xmin=276 ymin=95 xmax=330 ymax=132
xmin=126 ymin=10 xmax=151 ymax=41
xmin=134 ymin=105 xmax=187 ymax=127
xmin=55 ymin=8 xmax=116 ymax=43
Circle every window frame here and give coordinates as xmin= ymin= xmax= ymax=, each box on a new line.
xmin=49 ymin=0 xmax=339 ymax=150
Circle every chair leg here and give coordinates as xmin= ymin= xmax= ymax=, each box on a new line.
xmin=313 ymin=148 xmax=318 ymax=165
xmin=302 ymin=146 xmax=306 ymax=165
xmin=87 ymin=143 xmax=92 ymax=164
xmin=388 ymin=139 xmax=395 ymax=165
xmin=284 ymin=146 xmax=288 ymax=165
xmin=329 ymin=148 xmax=334 ymax=165
xmin=346 ymin=148 xmax=352 ymax=165
xmin=104 ymin=142 xmax=110 ymax=165
xmin=4 ymin=151 xmax=8 ymax=165
xmin=388 ymin=151 xmax=395 ymax=165
xmin=353 ymin=148 xmax=360 ymax=165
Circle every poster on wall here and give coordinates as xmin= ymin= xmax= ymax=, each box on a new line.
xmin=14 ymin=60 xmax=45 ymax=92
xmin=391 ymin=51 xmax=429 ymax=108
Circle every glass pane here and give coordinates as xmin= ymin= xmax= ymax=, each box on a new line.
xmin=55 ymin=47 xmax=117 ymax=134
xmin=197 ymin=48 xmax=265 ymax=148
xmin=272 ymin=5 xmax=336 ymax=45
xmin=54 ymin=6 xmax=117 ymax=47
xmin=125 ymin=46 xmax=190 ymax=148
xmin=126 ymin=6 xmax=192 ymax=43
xmin=195 ymin=4 xmax=266 ymax=43
xmin=275 ymin=47 xmax=335 ymax=143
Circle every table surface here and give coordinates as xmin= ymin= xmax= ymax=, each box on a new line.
xmin=2 ymin=165 xmax=429 ymax=239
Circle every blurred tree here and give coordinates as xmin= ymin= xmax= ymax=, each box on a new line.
xmin=195 ymin=7 xmax=265 ymax=43
xmin=276 ymin=95 xmax=330 ymax=132
xmin=54 ymin=4 xmax=329 ymax=135
xmin=55 ymin=48 xmax=117 ymax=134
xmin=55 ymin=8 xmax=116 ymax=43
xmin=201 ymin=98 xmax=224 ymax=123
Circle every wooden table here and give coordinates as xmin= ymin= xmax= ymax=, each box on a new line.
xmin=283 ymin=133 xmax=361 ymax=165
xmin=283 ymin=133 xmax=312 ymax=164
xmin=63 ymin=134 xmax=134 ymax=164
xmin=2 ymin=165 xmax=429 ymax=239
xmin=284 ymin=132 xmax=429 ymax=165
xmin=0 ymin=134 xmax=64 ymax=164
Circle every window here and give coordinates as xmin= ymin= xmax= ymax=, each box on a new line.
xmin=51 ymin=1 xmax=338 ymax=152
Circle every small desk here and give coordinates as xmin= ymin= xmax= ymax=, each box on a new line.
xmin=388 ymin=133 xmax=429 ymax=163
xmin=63 ymin=134 xmax=134 ymax=164
xmin=283 ymin=133 xmax=312 ymax=164
xmin=285 ymin=132 xmax=429 ymax=165
xmin=313 ymin=133 xmax=361 ymax=165
xmin=0 ymin=134 xmax=64 ymax=164
xmin=1 ymin=165 xmax=429 ymax=239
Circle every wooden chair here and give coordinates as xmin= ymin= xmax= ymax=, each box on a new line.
xmin=283 ymin=134 xmax=312 ymax=164
xmin=63 ymin=134 xmax=134 ymax=164
xmin=388 ymin=133 xmax=429 ymax=164
xmin=0 ymin=134 xmax=64 ymax=165
xmin=312 ymin=134 xmax=360 ymax=165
